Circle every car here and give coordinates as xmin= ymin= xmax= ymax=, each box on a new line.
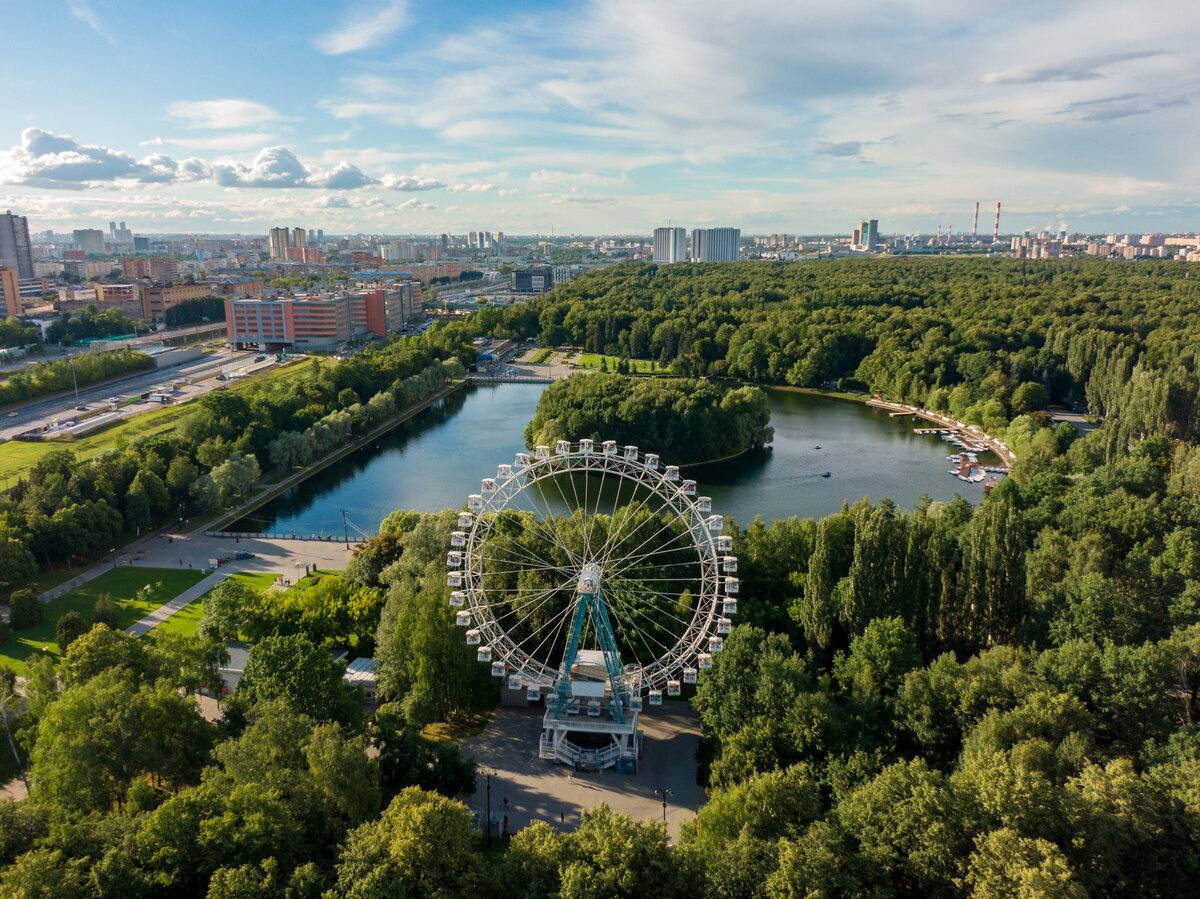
xmin=6 ymin=411 xmax=17 ymax=418
xmin=75 ymin=405 xmax=88 ymax=411
xmin=234 ymin=550 xmax=255 ymax=560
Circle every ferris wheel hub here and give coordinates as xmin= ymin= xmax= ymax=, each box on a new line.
xmin=576 ymin=563 xmax=602 ymax=595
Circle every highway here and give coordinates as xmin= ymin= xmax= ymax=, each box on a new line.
xmin=0 ymin=347 xmax=258 ymax=442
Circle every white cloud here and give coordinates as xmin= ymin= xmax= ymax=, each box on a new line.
xmin=380 ymin=173 xmax=443 ymax=191
xmin=0 ymin=128 xmax=180 ymax=188
xmin=212 ymin=147 xmax=310 ymax=188
xmin=398 ymin=198 xmax=435 ymax=211
xmin=447 ymin=182 xmax=497 ymax=193
xmin=311 ymin=161 xmax=377 ymax=189
xmin=167 ymin=99 xmax=289 ymax=130
xmin=316 ymin=0 xmax=408 ymax=55
xmin=68 ymin=1 xmax=114 ymax=44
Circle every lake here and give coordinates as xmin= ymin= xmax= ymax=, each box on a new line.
xmin=233 ymin=382 xmax=997 ymax=537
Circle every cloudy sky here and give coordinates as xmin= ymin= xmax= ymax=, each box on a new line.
xmin=1 ymin=0 xmax=1197 ymax=236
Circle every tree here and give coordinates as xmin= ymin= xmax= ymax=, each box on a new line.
xmin=59 ymin=624 xmax=151 ymax=688
xmin=29 ymin=669 xmax=213 ymax=813
xmin=54 ymin=612 xmax=89 ymax=655
xmin=325 ymin=788 xmax=480 ymax=898
xmin=8 ymin=588 xmax=43 ymax=631
xmin=966 ymin=828 xmax=1085 ymax=898
xmin=199 ymin=578 xmax=258 ymax=644
xmin=372 ymin=704 xmax=476 ymax=801
xmin=558 ymin=805 xmax=685 ymax=898
xmin=1011 ymin=382 xmax=1051 ymax=416
xmin=93 ymin=594 xmax=119 ymax=629
xmin=190 ymin=473 xmax=221 ymax=511
xmin=229 ymin=633 xmax=363 ymax=730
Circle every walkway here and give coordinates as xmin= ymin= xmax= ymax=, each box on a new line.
xmin=866 ymin=399 xmax=1016 ymax=466
xmin=125 ymin=572 xmax=222 ymax=636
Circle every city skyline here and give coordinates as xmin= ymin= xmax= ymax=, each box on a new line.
xmin=0 ymin=1 xmax=1197 ymax=236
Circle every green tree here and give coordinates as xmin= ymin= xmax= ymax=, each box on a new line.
xmin=325 ymin=787 xmax=480 ymax=898
xmin=54 ymin=611 xmax=89 ymax=655
xmin=229 ymin=633 xmax=362 ymax=730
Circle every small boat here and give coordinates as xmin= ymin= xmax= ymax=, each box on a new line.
xmin=814 ymin=445 xmax=821 ymax=450
xmin=822 ymin=471 xmax=831 ymax=478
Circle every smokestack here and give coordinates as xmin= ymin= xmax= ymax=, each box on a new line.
xmin=993 ymin=202 xmax=1001 ymax=242
xmin=937 ymin=225 xmax=942 ymax=243
xmin=972 ymin=202 xmax=979 ymax=237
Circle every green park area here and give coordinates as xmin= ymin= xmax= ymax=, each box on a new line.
xmin=0 ymin=567 xmax=206 ymax=674
xmin=574 ymin=354 xmax=664 ymax=373
xmin=528 ymin=348 xmax=555 ymax=363
xmin=153 ymin=570 xmax=278 ymax=639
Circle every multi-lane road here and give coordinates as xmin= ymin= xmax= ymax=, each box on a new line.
xmin=0 ymin=346 xmax=260 ymax=442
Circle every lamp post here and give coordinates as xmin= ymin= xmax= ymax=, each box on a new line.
xmin=481 ymin=768 xmax=496 ymax=846
xmin=654 ymin=787 xmax=674 ymax=825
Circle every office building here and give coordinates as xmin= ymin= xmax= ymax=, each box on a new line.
xmin=691 ymin=227 xmax=741 ymax=262
xmin=268 ymin=227 xmax=291 ymax=260
xmin=225 ymin=295 xmax=354 ymax=352
xmin=73 ymin=229 xmax=106 ymax=256
xmin=0 ymin=211 xmax=34 ymax=279
xmin=142 ymin=282 xmax=212 ymax=323
xmin=149 ymin=257 xmax=178 ymax=283
xmin=121 ymin=258 xmax=152 ymax=279
xmin=512 ymin=266 xmax=554 ymax=294
xmin=856 ymin=219 xmax=879 ymax=251
xmin=653 ymin=227 xmax=688 ymax=264
xmin=292 ymin=227 xmax=307 ymax=249
xmin=133 ymin=236 xmax=150 ymax=252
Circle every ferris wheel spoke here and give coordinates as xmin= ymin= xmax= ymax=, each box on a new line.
xmin=516 ymin=491 xmax=582 ymax=571
xmin=515 ymin=595 xmax=581 ymax=671
xmin=599 ymin=507 xmax=695 ymax=579
xmin=475 ymin=513 xmax=572 ymax=574
xmin=601 ymin=537 xmax=696 ymax=588
xmin=492 ymin=588 xmax=574 ymax=643
xmin=477 ymin=543 xmax=573 ymax=577
xmin=592 ymin=483 xmax=660 ymax=569
xmin=603 ymin=584 xmax=688 ymax=663
xmin=604 ymin=574 xmax=707 ymax=632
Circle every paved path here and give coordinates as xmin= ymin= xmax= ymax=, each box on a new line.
xmin=459 ymin=703 xmax=705 ymax=840
xmin=125 ymin=572 xmax=222 ymax=636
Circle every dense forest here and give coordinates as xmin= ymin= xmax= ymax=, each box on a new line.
xmin=523 ymin=373 xmax=773 ymax=464
xmin=4 ymin=258 xmax=1200 ymax=896
xmin=480 ymin=258 xmax=1200 ymax=442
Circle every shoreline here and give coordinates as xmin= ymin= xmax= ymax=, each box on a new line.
xmin=864 ymin=399 xmax=1016 ymax=467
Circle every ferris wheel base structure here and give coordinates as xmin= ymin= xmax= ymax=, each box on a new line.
xmin=453 ymin=438 xmax=740 ymax=774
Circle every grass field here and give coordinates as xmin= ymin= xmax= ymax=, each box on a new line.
xmin=1 ymin=567 xmax=206 ymax=674
xmin=153 ymin=570 xmax=278 ymax=638
xmin=574 ymin=355 xmax=665 ymax=373
xmin=529 ymin=348 xmax=555 ymax=364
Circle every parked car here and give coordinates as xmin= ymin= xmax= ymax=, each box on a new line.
xmin=234 ymin=550 xmax=255 ymax=560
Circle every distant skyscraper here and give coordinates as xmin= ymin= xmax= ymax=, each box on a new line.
xmin=0 ymin=210 xmax=34 ymax=280
xmin=292 ymin=227 xmax=307 ymax=249
xmin=73 ymin=228 xmax=105 ymax=256
xmin=856 ymin=219 xmax=879 ymax=251
xmin=653 ymin=227 xmax=687 ymax=264
xmin=268 ymin=227 xmax=291 ymax=260
xmin=691 ymin=227 xmax=740 ymax=262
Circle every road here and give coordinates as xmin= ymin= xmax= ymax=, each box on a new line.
xmin=0 ymin=347 xmax=260 ymax=441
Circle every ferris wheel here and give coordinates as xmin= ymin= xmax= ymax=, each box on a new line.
xmin=446 ymin=439 xmax=738 ymax=711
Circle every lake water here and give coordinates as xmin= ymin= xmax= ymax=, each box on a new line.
xmin=233 ymin=382 xmax=997 ymax=536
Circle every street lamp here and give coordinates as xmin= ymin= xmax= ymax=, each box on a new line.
xmin=481 ymin=768 xmax=496 ymax=846
xmin=653 ymin=787 xmax=674 ymax=825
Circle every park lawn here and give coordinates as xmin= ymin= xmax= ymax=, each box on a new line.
xmin=529 ymin=348 xmax=555 ymax=364
xmin=421 ymin=709 xmax=493 ymax=742
xmin=574 ymin=355 xmax=665 ymax=374
xmin=1 ymin=567 xmax=206 ymax=674
xmin=152 ymin=570 xmax=278 ymax=638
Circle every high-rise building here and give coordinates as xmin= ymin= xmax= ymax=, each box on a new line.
xmin=292 ymin=227 xmax=307 ymax=249
xmin=0 ymin=210 xmax=34 ymax=280
xmin=653 ymin=227 xmax=688 ymax=264
xmin=73 ymin=229 xmax=106 ymax=255
xmin=691 ymin=227 xmax=740 ymax=262
xmin=857 ymin=219 xmax=879 ymax=251
xmin=1 ymin=267 xmax=21 ymax=317
xmin=268 ymin=227 xmax=291 ymax=260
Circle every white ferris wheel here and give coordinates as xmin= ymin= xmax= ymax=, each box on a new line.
xmin=447 ymin=439 xmax=739 ymax=770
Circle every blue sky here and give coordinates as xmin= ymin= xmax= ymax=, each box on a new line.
xmin=0 ymin=0 xmax=1197 ymax=236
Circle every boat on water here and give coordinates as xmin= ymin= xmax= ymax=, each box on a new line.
xmin=821 ymin=472 xmax=831 ymax=478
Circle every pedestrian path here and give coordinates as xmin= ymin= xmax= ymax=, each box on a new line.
xmin=125 ymin=572 xmax=223 ymax=637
